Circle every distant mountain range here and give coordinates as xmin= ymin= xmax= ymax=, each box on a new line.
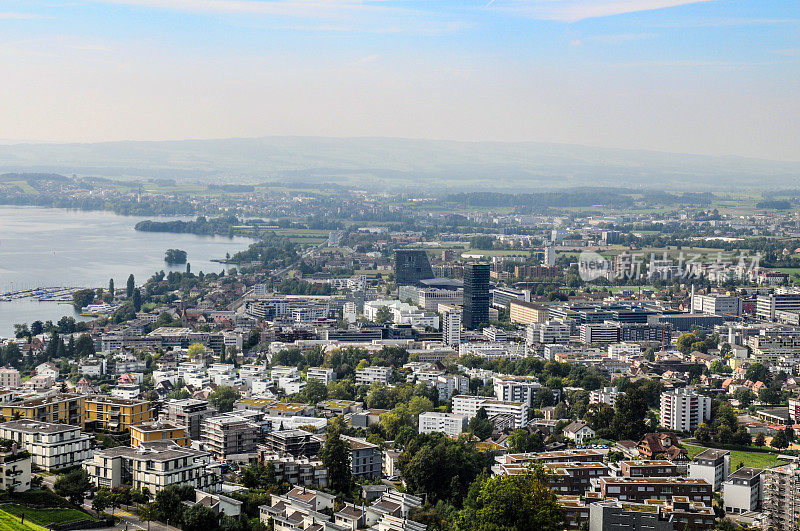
xmin=0 ymin=136 xmax=797 ymax=191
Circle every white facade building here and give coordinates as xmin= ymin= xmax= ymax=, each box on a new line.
xmin=0 ymin=420 xmax=92 ymax=471
xmin=660 ymin=388 xmax=712 ymax=433
xmin=418 ymin=412 xmax=468 ymax=436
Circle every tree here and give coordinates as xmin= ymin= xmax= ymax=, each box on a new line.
xmin=320 ymin=418 xmax=352 ymax=493
xmin=507 ymin=430 xmax=544 ymax=454
xmin=208 ymin=386 xmax=240 ymax=413
xmin=612 ymin=388 xmax=648 ymax=441
xmin=30 ymin=321 xmax=44 ymax=336
xmin=127 ymin=274 xmax=135 ymax=298
xmin=676 ymin=333 xmax=697 ymax=354
xmin=745 ymin=363 xmax=769 ymax=383
xmin=187 ymin=343 xmax=206 ymax=360
xmin=137 ymin=502 xmax=159 ymax=531
xmin=755 ymin=432 xmax=766 ymax=447
xmin=54 ymin=468 xmax=91 ymax=506
xmin=132 ymin=289 xmax=142 ymax=312
xmin=75 ymin=334 xmax=95 ymax=358
xmin=182 ymin=503 xmax=218 ymax=531
xmin=92 ymin=488 xmax=112 ymax=515
xmin=710 ymin=360 xmax=732 ymax=374
xmin=453 ymin=466 xmax=564 ymax=531
xmin=772 ymin=429 xmax=790 ymax=450
xmin=375 ymin=306 xmax=392 ymax=324
xmin=108 ymin=278 xmax=115 ymax=297
xmin=72 ymin=288 xmax=96 ymax=310
xmin=154 ymin=485 xmax=186 ymax=526
xmin=468 ymin=407 xmax=493 ymax=440
xmin=300 ymin=378 xmax=328 ymax=404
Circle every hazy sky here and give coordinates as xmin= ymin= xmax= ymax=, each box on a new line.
xmin=0 ymin=0 xmax=798 ymax=160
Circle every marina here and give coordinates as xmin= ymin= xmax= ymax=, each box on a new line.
xmin=0 ymin=286 xmax=85 ymax=303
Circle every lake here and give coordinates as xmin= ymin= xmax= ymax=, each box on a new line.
xmin=0 ymin=206 xmax=254 ymax=338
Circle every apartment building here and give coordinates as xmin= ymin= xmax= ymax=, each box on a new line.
xmin=356 ymin=366 xmax=393 ymax=386
xmin=84 ymin=442 xmax=219 ymax=493
xmin=593 ymin=477 xmax=713 ymax=504
xmin=440 ymin=305 xmax=462 ymax=347
xmin=200 ymin=413 xmax=261 ymax=459
xmin=261 ymin=429 xmax=322 ymax=458
xmin=1 ymin=393 xmax=84 ymax=425
xmin=306 ymin=367 xmax=336 ymax=385
xmin=617 ymin=460 xmax=680 ymax=478
xmin=0 ymin=368 xmax=20 ymax=388
xmin=163 ymin=398 xmax=213 ymax=440
xmin=130 ymin=421 xmax=190 ymax=448
xmin=541 ymin=461 xmax=609 ymax=495
xmin=588 ymin=498 xmax=714 ymax=531
xmin=723 ymin=467 xmax=762 ymax=514
xmin=0 ymin=442 xmax=31 ymax=492
xmin=688 ymin=448 xmax=730 ymax=492
xmin=589 ymin=387 xmax=623 ymax=407
xmin=659 ymin=388 xmax=711 ymax=433
xmin=84 ymin=395 xmax=154 ymax=432
xmin=510 ymin=300 xmax=549 ymax=325
xmin=451 ymin=395 xmax=528 ymax=429
xmin=762 ymin=462 xmax=800 ymax=531
xmin=257 ymin=450 xmax=328 ymax=487
xmin=418 ymin=412 xmax=468 ymax=436
xmin=493 ymin=375 xmax=541 ymax=407
xmin=341 ymin=435 xmax=381 ymax=479
xmin=0 ymin=420 xmax=92 ymax=471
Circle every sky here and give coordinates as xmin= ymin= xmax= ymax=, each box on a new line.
xmin=0 ymin=0 xmax=798 ymax=160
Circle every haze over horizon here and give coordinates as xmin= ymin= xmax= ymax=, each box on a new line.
xmin=0 ymin=0 xmax=798 ymax=162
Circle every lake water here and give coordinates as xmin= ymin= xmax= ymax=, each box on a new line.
xmin=0 ymin=206 xmax=254 ymax=338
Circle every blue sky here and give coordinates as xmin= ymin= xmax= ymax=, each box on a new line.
xmin=0 ymin=0 xmax=798 ymax=160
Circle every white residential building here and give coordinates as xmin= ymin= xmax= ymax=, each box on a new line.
xmin=0 ymin=368 xmax=20 ymax=389
xmin=451 ymin=395 xmax=528 ymax=429
xmin=418 ymin=412 xmax=468 ymax=436
xmin=660 ymin=388 xmax=712 ymax=433
xmin=589 ymin=387 xmax=623 ymax=407
xmin=0 ymin=420 xmax=92 ymax=471
xmin=692 ymin=294 xmax=742 ymax=317
xmin=527 ymin=322 xmax=571 ymax=344
xmin=307 ymin=367 xmax=336 ymax=385
xmin=494 ymin=375 xmax=541 ymax=407
xmin=723 ymin=467 xmax=762 ymax=514
xmin=440 ymin=305 xmax=462 ymax=347
xmin=689 ymin=448 xmax=731 ymax=492
xmin=356 ymin=366 xmax=393 ymax=386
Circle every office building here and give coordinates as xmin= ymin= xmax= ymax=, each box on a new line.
xmin=527 ymin=322 xmax=570 ymax=344
xmin=757 ymin=291 xmax=800 ymax=321
xmin=394 ymin=250 xmax=435 ymax=286
xmin=463 ymin=263 xmax=490 ymax=330
xmin=660 ymin=388 xmax=712 ymax=433
xmin=398 ymin=285 xmax=463 ymax=312
xmin=84 ymin=441 xmax=219 ymax=493
xmin=747 ymin=330 xmax=800 ymax=364
xmin=418 ymin=412 xmax=468 ymax=436
xmin=0 ymin=420 xmax=92 ymax=471
xmin=510 ymin=300 xmax=549 ymax=325
xmin=692 ymin=294 xmax=742 ymax=316
xmin=580 ymin=323 xmax=620 ymax=344
xmin=492 ymin=287 xmax=531 ymax=310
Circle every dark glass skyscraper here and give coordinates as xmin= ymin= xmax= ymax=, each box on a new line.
xmin=463 ymin=263 xmax=490 ymax=330
xmin=394 ymin=249 xmax=435 ymax=286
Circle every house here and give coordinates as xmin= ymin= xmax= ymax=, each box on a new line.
xmin=34 ymin=362 xmax=59 ymax=380
xmin=637 ymin=433 xmax=687 ymax=464
xmin=563 ymin=421 xmax=595 ymax=446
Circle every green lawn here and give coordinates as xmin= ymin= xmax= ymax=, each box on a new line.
xmin=0 ymin=504 xmax=94 ymax=527
xmin=683 ymin=443 xmax=788 ymax=469
xmin=0 ymin=509 xmax=49 ymax=531
xmin=774 ymin=268 xmax=800 ymax=276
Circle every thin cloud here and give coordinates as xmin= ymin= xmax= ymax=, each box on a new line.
xmin=0 ymin=12 xmax=50 ymax=19
xmin=489 ymin=0 xmax=713 ymax=22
